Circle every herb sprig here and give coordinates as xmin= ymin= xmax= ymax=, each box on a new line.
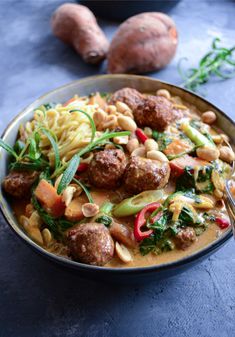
xmin=178 ymin=37 xmax=235 ymax=93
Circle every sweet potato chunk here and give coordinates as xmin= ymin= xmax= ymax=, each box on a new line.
xmin=64 ymin=197 xmax=84 ymax=222
xmin=34 ymin=179 xmax=65 ymax=217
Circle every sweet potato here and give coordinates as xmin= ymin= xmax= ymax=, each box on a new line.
xmin=51 ymin=3 xmax=109 ymax=64
xmin=34 ymin=179 xmax=65 ymax=217
xmin=108 ymin=12 xmax=178 ymax=74
xmin=170 ymin=155 xmax=210 ymax=177
xmin=64 ymin=197 xmax=84 ymax=222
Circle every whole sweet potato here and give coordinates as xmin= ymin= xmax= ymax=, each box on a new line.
xmin=108 ymin=12 xmax=178 ymax=74
xmin=51 ymin=3 xmax=109 ymax=64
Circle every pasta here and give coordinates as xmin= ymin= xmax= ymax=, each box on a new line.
xmin=24 ymin=95 xmax=101 ymax=165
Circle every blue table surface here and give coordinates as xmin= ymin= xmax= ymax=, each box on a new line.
xmin=0 ymin=1 xmax=235 ymax=336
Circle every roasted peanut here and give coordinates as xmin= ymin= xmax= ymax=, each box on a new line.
xmin=196 ymin=146 xmax=220 ymax=161
xmin=145 ymin=139 xmax=158 ymax=152
xmin=107 ymin=105 xmax=117 ymax=115
xmin=103 ymin=115 xmax=118 ymax=129
xmin=202 ymin=111 xmax=217 ymax=124
xmin=126 ymin=138 xmax=139 ymax=153
xmin=146 ymin=150 xmax=168 ymax=162
xmin=211 ymin=135 xmax=222 ymax=144
xmin=123 ymin=110 xmax=134 ymax=119
xmin=93 ymin=108 xmax=107 ymax=128
xmin=117 ymin=115 xmax=137 ymax=132
xmin=42 ymin=228 xmax=52 ymax=246
xmin=131 ymin=146 xmax=146 ymax=158
xmin=115 ymin=242 xmax=133 ymax=263
xmin=219 ymin=146 xmax=235 ymax=163
xmin=113 ymin=135 xmax=129 ymax=145
xmin=116 ymin=101 xmax=131 ymax=113
xmin=82 ymin=203 xmax=99 ymax=217
xmin=143 ymin=127 xmax=152 ymax=137
xmin=156 ymin=89 xmax=171 ymax=100
xmin=62 ymin=185 xmax=77 ymax=207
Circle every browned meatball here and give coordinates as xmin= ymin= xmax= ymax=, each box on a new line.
xmin=67 ymin=223 xmax=114 ymax=266
xmin=175 ymin=227 xmax=196 ymax=250
xmin=108 ymin=87 xmax=144 ymax=111
xmin=88 ymin=149 xmax=126 ymax=189
xmin=3 ymin=170 xmax=39 ymax=198
xmin=134 ymin=95 xmax=183 ymax=131
xmin=123 ymin=156 xmax=170 ymax=194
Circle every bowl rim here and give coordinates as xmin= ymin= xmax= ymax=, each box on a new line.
xmin=0 ymin=74 xmax=233 ymax=274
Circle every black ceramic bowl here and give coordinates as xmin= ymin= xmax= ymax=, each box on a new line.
xmin=79 ymin=0 xmax=181 ymax=21
xmin=0 ymin=75 xmax=233 ymax=283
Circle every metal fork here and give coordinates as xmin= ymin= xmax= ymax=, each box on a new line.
xmin=225 ymin=179 xmax=235 ymax=238
xmin=224 ymin=150 xmax=235 ymax=237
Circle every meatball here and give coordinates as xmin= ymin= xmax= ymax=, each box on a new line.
xmin=175 ymin=227 xmax=196 ymax=250
xmin=88 ymin=149 xmax=127 ymax=189
xmin=108 ymin=87 xmax=144 ymax=111
xmin=67 ymin=223 xmax=114 ymax=266
xmin=123 ymin=156 xmax=170 ymax=193
xmin=134 ymin=95 xmax=183 ymax=131
xmin=3 ymin=170 xmax=39 ymax=198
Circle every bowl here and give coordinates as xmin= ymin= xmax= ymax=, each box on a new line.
xmin=79 ymin=0 xmax=181 ymax=21
xmin=0 ymin=74 xmax=233 ymax=283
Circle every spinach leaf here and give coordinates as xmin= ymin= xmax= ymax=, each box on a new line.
xmin=140 ymin=235 xmax=157 ymax=256
xmin=157 ymin=132 xmax=172 ymax=151
xmin=95 ymin=215 xmax=112 ymax=227
xmin=149 ymin=210 xmax=169 ymax=238
xmin=176 ymin=166 xmax=195 ymax=192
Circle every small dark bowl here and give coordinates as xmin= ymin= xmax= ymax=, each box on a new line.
xmin=79 ymin=0 xmax=181 ymax=21
xmin=0 ymin=75 xmax=233 ymax=283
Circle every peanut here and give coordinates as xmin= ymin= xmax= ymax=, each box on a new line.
xmin=145 ymin=139 xmax=158 ymax=152
xmin=113 ymin=135 xmax=129 ymax=145
xmin=116 ymin=101 xmax=131 ymax=113
xmin=82 ymin=203 xmax=99 ymax=217
xmin=115 ymin=242 xmax=133 ymax=263
xmin=202 ymin=111 xmax=217 ymax=124
xmin=156 ymin=89 xmax=171 ymax=100
xmin=126 ymin=138 xmax=139 ymax=153
xmin=219 ymin=146 xmax=235 ymax=163
xmin=131 ymin=146 xmax=146 ymax=158
xmin=196 ymin=146 xmax=220 ymax=161
xmin=146 ymin=150 xmax=168 ymax=162
xmin=117 ymin=115 xmax=137 ymax=132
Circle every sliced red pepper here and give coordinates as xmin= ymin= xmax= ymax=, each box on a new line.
xmin=134 ymin=202 xmax=161 ymax=241
xmin=77 ymin=163 xmax=89 ymax=173
xmin=135 ymin=128 xmax=148 ymax=144
xmin=215 ymin=217 xmax=230 ymax=229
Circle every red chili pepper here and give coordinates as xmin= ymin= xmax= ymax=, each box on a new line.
xmin=77 ymin=163 xmax=89 ymax=173
xmin=135 ymin=128 xmax=148 ymax=144
xmin=134 ymin=202 xmax=161 ymax=241
xmin=215 ymin=217 xmax=230 ymax=229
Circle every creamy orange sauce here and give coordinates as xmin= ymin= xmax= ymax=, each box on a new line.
xmin=107 ymin=223 xmax=224 ymax=268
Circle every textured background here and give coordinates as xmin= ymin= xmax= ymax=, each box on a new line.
xmin=0 ymin=1 xmax=235 ymax=336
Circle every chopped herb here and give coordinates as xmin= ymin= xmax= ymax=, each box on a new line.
xmin=95 ymin=215 xmax=112 ymax=227
xmin=178 ymin=37 xmax=235 ymax=93
xmin=157 ymin=132 xmax=172 ymax=151
xmin=57 ymin=154 xmax=80 ymax=194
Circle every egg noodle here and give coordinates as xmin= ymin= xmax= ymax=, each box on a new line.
xmin=23 ymin=96 xmax=101 ymax=165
